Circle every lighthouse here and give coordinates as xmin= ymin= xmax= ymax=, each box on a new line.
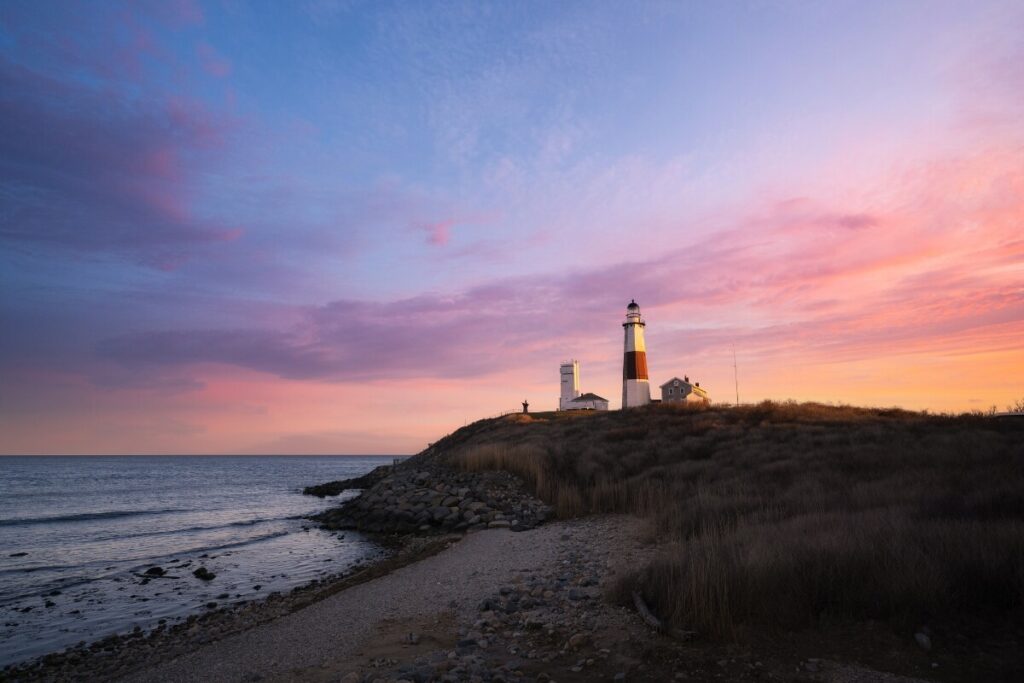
xmin=622 ymin=300 xmax=651 ymax=408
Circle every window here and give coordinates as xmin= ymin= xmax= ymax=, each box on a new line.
xmin=668 ymin=388 xmax=674 ymax=395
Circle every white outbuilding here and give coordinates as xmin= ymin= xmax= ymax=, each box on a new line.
xmin=562 ymin=392 xmax=610 ymax=411
xmin=558 ymin=360 xmax=609 ymax=411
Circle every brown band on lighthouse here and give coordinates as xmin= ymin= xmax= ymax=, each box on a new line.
xmin=623 ymin=351 xmax=648 ymax=380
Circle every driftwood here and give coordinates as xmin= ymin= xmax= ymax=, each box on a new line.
xmin=632 ymin=591 xmax=698 ymax=641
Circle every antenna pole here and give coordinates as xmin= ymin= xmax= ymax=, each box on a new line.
xmin=732 ymin=344 xmax=739 ymax=407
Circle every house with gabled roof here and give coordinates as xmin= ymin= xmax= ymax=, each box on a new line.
xmin=660 ymin=376 xmax=710 ymax=405
xmin=563 ymin=392 xmax=610 ymax=411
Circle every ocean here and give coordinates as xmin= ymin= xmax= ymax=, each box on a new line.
xmin=0 ymin=455 xmax=395 ymax=667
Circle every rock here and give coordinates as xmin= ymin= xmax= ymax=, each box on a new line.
xmin=306 ymin=460 xmax=549 ymax=538
xmin=568 ymin=588 xmax=587 ymax=600
xmin=614 ymin=673 xmax=626 ymax=682
xmin=144 ymin=566 xmax=165 ymax=576
xmin=9 ymin=552 xmax=28 ymax=557
xmin=303 ymin=467 xmax=391 ymax=497
xmin=568 ymin=632 xmax=589 ymax=649
xmin=405 ymin=633 xmax=420 ymax=645
xmin=340 ymin=673 xmax=361 ymax=683
xmin=488 ymin=520 xmax=511 ymax=529
xmin=193 ymin=567 xmax=216 ymax=581
xmin=915 ymin=632 xmax=932 ymax=651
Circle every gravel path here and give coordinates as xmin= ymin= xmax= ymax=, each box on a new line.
xmin=122 ymin=516 xmax=646 ymax=683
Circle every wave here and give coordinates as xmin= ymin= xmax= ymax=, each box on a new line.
xmin=135 ymin=529 xmax=296 ymax=567
xmin=86 ymin=515 xmax=293 ymax=543
xmin=0 ymin=508 xmax=190 ymax=527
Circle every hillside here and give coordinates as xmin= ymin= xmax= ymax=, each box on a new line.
xmin=429 ymin=402 xmax=1024 ymax=663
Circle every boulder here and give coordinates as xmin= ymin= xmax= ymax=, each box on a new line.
xmin=192 ymin=567 xmax=216 ymax=581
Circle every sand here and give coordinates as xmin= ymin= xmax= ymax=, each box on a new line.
xmin=120 ymin=516 xmax=649 ymax=682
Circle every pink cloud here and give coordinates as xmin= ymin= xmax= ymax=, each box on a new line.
xmin=420 ymin=220 xmax=454 ymax=246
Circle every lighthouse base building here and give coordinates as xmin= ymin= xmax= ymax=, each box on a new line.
xmin=558 ymin=360 xmax=610 ymax=411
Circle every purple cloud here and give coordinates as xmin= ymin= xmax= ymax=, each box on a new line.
xmin=97 ymin=329 xmax=334 ymax=380
xmin=96 ymin=282 xmax=575 ymax=383
xmin=0 ymin=60 xmax=240 ymax=265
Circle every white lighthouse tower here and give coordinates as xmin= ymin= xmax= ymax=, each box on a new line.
xmin=622 ymin=300 xmax=651 ymax=408
xmin=559 ymin=359 xmax=580 ymax=410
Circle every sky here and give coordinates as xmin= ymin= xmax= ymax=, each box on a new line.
xmin=1 ymin=0 xmax=1022 ymax=454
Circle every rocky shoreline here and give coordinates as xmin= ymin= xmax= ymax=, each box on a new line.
xmin=310 ymin=461 xmax=552 ymax=536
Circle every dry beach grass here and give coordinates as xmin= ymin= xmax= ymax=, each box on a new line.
xmin=447 ymin=402 xmax=1024 ymax=641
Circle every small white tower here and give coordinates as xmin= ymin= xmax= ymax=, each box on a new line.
xmin=622 ymin=300 xmax=651 ymax=408
xmin=559 ymin=360 xmax=580 ymax=410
